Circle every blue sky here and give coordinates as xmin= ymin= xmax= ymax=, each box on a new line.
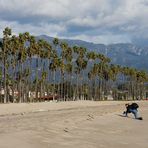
xmin=0 ymin=0 xmax=148 ymax=44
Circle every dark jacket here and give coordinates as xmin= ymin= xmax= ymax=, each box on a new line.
xmin=126 ymin=103 xmax=139 ymax=113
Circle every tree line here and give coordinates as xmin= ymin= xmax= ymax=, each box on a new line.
xmin=0 ymin=27 xmax=148 ymax=103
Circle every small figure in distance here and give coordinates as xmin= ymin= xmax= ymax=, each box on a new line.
xmin=123 ymin=103 xmax=143 ymax=120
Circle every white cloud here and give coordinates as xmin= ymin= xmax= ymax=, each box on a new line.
xmin=0 ymin=19 xmax=66 ymax=37
xmin=0 ymin=0 xmax=148 ymax=44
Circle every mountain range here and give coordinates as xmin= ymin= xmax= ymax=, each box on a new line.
xmin=38 ymin=35 xmax=148 ymax=71
xmin=1 ymin=35 xmax=147 ymax=71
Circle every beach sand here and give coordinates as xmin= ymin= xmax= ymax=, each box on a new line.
xmin=0 ymin=100 xmax=147 ymax=148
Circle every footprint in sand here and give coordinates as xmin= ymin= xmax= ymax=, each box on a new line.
xmin=63 ymin=128 xmax=69 ymax=132
xmin=86 ymin=114 xmax=94 ymax=121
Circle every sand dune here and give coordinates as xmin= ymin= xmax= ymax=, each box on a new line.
xmin=0 ymin=101 xmax=147 ymax=148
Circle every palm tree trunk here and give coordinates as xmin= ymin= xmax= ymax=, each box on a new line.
xmin=53 ymin=70 xmax=55 ymax=101
xmin=35 ymin=58 xmax=39 ymax=101
xmin=3 ymin=53 xmax=7 ymax=103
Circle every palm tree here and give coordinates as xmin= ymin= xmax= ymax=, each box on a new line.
xmin=60 ymin=42 xmax=68 ymax=100
xmin=97 ymin=54 xmax=111 ymax=100
xmin=86 ymin=51 xmax=97 ymax=100
xmin=34 ymin=39 xmax=48 ymax=101
xmin=9 ymin=35 xmax=20 ymax=102
xmin=74 ymin=66 xmax=81 ymax=100
xmin=73 ymin=46 xmax=87 ymax=100
xmin=65 ymin=63 xmax=73 ymax=100
xmin=89 ymin=63 xmax=99 ymax=100
xmin=0 ymin=41 xmax=3 ymax=102
xmin=64 ymin=46 xmax=73 ymax=100
xmin=2 ymin=27 xmax=12 ymax=103
xmin=76 ymin=57 xmax=87 ymax=100
xmin=17 ymin=33 xmax=28 ymax=102
xmin=136 ymin=70 xmax=148 ymax=100
xmin=49 ymin=49 xmax=59 ymax=101
xmin=44 ymin=41 xmax=52 ymax=97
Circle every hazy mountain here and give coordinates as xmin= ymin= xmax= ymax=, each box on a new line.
xmin=38 ymin=35 xmax=148 ymax=71
xmin=1 ymin=35 xmax=147 ymax=71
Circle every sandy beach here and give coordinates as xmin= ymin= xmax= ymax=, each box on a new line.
xmin=0 ymin=100 xmax=148 ymax=148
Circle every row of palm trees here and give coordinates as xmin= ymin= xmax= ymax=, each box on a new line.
xmin=0 ymin=27 xmax=148 ymax=103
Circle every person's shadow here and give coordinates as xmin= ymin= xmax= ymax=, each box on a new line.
xmin=117 ymin=114 xmax=126 ymax=117
xmin=116 ymin=113 xmax=132 ymax=119
xmin=116 ymin=114 xmax=143 ymax=120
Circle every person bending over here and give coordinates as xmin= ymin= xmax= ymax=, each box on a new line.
xmin=123 ymin=103 xmax=143 ymax=120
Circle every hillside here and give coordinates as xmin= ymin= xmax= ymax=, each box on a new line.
xmin=38 ymin=35 xmax=148 ymax=71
